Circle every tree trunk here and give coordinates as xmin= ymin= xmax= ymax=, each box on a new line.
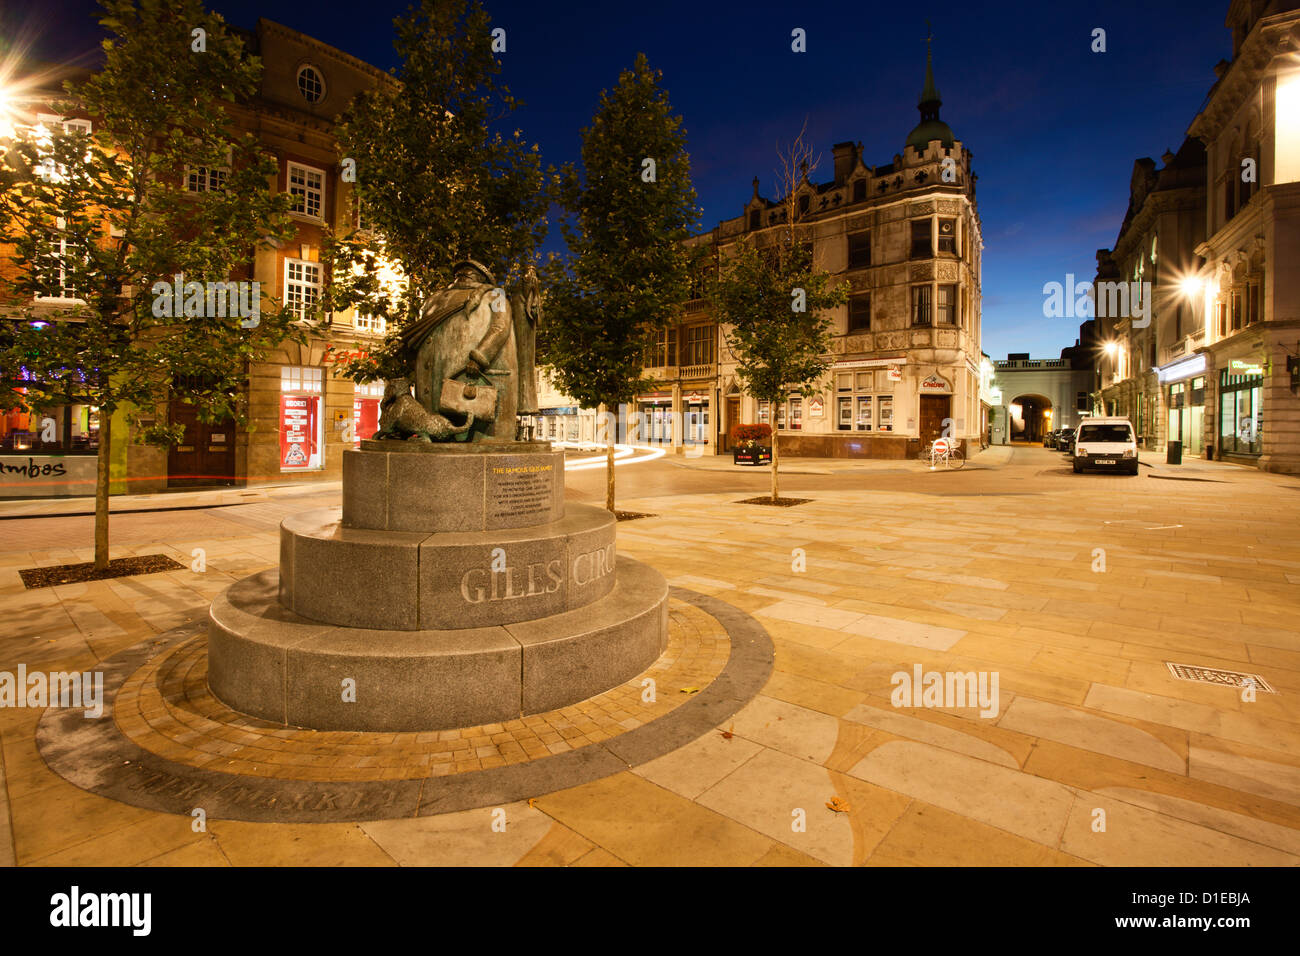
xmin=770 ymin=426 xmax=780 ymax=503
xmin=598 ymin=402 xmax=616 ymax=514
xmin=94 ymin=410 xmax=111 ymax=571
xmin=606 ymin=429 xmax=616 ymax=514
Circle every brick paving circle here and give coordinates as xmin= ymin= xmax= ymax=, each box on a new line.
xmin=35 ymin=588 xmax=773 ymax=823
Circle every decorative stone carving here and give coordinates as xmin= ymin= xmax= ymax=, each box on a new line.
xmin=936 ymin=260 xmax=959 ymax=281
xmin=910 ymin=262 xmax=935 ymax=281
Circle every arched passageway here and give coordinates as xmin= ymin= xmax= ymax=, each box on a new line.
xmin=1009 ymin=394 xmax=1053 ymax=443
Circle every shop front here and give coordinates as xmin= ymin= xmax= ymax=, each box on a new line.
xmin=750 ymin=357 xmax=911 ymax=458
xmin=831 ymin=358 xmax=903 ymax=438
xmin=681 ymin=389 xmax=711 ymax=450
xmin=279 ymin=365 xmax=325 ymax=472
xmin=1157 ymin=354 xmax=1207 ymax=457
xmin=635 ymin=392 xmax=674 ymax=445
xmin=1217 ymin=359 xmax=1264 ymax=459
xmin=917 ymin=373 xmax=954 ymax=449
xmin=538 ymin=406 xmax=583 ymax=443
xmin=0 ymin=394 xmax=105 ymax=498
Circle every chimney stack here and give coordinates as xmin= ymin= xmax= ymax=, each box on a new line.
xmin=832 ymin=141 xmax=855 ymax=184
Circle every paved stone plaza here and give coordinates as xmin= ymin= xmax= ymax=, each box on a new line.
xmin=2 ymin=445 xmax=1299 ymax=866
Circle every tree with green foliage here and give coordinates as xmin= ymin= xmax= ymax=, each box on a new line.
xmin=540 ymin=53 xmax=699 ymax=512
xmin=707 ymin=130 xmax=847 ymax=502
xmin=322 ymin=0 xmax=550 ymax=386
xmin=0 ymin=0 xmax=300 ymax=570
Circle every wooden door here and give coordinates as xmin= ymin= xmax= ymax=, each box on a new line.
xmin=724 ymin=396 xmax=741 ymax=450
xmin=168 ymin=399 xmax=236 ymax=486
xmin=918 ymin=394 xmax=951 ymax=452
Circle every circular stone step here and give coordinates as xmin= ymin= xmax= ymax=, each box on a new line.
xmin=278 ymin=502 xmax=616 ymax=631
xmin=208 ymin=556 xmax=668 ymax=732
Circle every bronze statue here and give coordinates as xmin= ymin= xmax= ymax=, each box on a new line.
xmin=396 ymin=260 xmax=541 ymax=443
xmin=374 ymin=378 xmax=475 ymax=442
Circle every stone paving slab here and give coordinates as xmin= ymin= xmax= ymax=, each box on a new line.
xmin=3 ymin=446 xmax=1300 ymax=864
xmin=30 ymin=589 xmax=771 ymax=828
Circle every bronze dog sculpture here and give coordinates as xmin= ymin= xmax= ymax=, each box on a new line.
xmin=374 ymin=378 xmax=474 ymax=442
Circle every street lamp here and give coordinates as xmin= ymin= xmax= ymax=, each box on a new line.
xmin=1092 ymin=341 xmax=1119 ymax=417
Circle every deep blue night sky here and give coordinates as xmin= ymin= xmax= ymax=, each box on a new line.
xmin=11 ymin=0 xmax=1232 ymax=359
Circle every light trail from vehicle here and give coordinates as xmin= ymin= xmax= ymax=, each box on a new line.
xmin=558 ymin=442 xmax=666 ymax=471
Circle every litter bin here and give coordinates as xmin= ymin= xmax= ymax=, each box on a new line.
xmin=1166 ymin=440 xmax=1183 ymax=465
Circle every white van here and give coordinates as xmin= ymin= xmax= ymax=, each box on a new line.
xmin=1073 ymin=418 xmax=1139 ymax=475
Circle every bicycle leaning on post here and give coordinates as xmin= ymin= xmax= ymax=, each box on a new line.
xmin=925 ymin=436 xmax=965 ymax=470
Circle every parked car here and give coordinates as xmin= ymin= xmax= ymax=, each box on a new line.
xmin=1073 ymin=418 xmax=1139 ymax=474
xmin=1043 ymin=429 xmax=1058 ymax=450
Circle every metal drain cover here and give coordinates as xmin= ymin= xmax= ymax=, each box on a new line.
xmin=1166 ymin=661 xmax=1275 ymax=693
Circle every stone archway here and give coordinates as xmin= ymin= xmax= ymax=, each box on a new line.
xmin=1009 ymin=393 xmax=1053 ymax=443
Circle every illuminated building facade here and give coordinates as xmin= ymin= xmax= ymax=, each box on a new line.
xmin=0 ymin=20 xmax=391 ymax=496
xmin=1098 ymin=0 xmax=1300 ymax=471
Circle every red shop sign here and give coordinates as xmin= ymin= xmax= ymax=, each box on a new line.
xmin=280 ymin=395 xmax=318 ymax=468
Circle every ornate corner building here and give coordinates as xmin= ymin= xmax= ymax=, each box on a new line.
xmin=1097 ymin=0 xmax=1300 ymax=473
xmin=547 ymin=42 xmax=984 ymax=459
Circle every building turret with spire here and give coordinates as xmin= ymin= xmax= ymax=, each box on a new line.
xmin=906 ymin=30 xmax=956 ymax=151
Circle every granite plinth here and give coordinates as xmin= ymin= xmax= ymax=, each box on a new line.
xmin=207 ymin=557 xmax=668 ymax=732
xmin=209 ymin=441 xmax=669 ymax=732
xmin=343 ymin=443 xmax=564 ymax=533
xmin=278 ymin=503 xmax=616 ymax=630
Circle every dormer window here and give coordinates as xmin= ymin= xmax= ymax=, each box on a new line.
xmin=798 ymin=194 xmax=810 ymax=216
xmin=297 ymin=65 xmax=325 ymax=104
xmin=749 ymin=209 xmax=760 ymax=230
xmin=852 ymin=179 xmax=866 ymax=202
